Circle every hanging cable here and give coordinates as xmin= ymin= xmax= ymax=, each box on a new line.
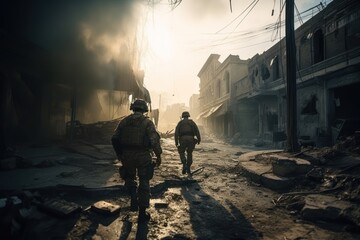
xmin=294 ymin=3 xmax=303 ymax=25
xmin=271 ymin=0 xmax=286 ymax=42
xmin=216 ymin=0 xmax=258 ymax=34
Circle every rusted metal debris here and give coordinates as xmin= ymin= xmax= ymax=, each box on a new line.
xmin=191 ymin=167 xmax=204 ymax=176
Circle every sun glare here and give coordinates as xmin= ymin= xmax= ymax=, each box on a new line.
xmin=146 ymin=23 xmax=174 ymax=60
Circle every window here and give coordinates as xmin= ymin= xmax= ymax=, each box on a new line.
xmin=224 ymin=72 xmax=230 ymax=93
xmin=217 ymin=80 xmax=221 ymax=98
xmin=270 ymin=56 xmax=279 ymax=80
xmin=313 ymin=29 xmax=324 ymax=63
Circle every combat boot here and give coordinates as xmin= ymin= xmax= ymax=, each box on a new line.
xmin=186 ymin=166 xmax=192 ymax=175
xmin=186 ymin=165 xmax=192 ymax=175
xmin=182 ymin=164 xmax=186 ymax=174
xmin=138 ymin=207 xmax=150 ymax=223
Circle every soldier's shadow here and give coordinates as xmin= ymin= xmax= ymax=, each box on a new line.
xmin=181 ymin=181 xmax=259 ymax=239
xmin=150 ymin=179 xmax=259 ymax=239
xmin=118 ymin=213 xmax=149 ymax=240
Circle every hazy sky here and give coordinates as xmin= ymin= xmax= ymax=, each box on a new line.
xmin=141 ymin=0 xmax=332 ymax=107
xmin=16 ymin=0 xmax=332 ymax=110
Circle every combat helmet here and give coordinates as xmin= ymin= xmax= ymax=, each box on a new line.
xmin=130 ymin=99 xmax=149 ymax=112
xmin=181 ymin=111 xmax=190 ymax=118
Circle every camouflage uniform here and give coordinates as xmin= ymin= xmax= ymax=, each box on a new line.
xmin=175 ymin=112 xmax=201 ymax=174
xmin=112 ymin=111 xmax=162 ymax=210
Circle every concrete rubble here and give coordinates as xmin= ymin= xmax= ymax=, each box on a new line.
xmin=237 ymin=132 xmax=360 ymax=229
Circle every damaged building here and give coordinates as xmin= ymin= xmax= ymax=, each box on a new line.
xmin=1 ymin=0 xmax=151 ymax=157
xmin=197 ymin=0 xmax=360 ymax=146
xmin=197 ymin=54 xmax=248 ymax=138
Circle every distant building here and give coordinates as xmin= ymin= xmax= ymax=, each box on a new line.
xmin=197 ymin=54 xmax=248 ymax=138
xmin=189 ymin=94 xmax=200 ymax=122
xmin=158 ymin=103 xmax=188 ymax=132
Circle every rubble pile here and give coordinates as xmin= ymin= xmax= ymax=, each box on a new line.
xmin=268 ymin=132 xmax=360 ymax=230
xmin=66 ymin=118 xmax=124 ymax=144
xmin=0 ymin=187 xmax=128 ymax=239
xmin=334 ymin=131 xmax=360 ymax=155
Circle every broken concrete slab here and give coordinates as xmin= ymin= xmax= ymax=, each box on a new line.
xmin=39 ymin=198 xmax=81 ymax=217
xmin=301 ymin=194 xmax=360 ymax=227
xmin=238 ymin=151 xmax=301 ymax=191
xmin=240 ymin=161 xmax=296 ymax=191
xmin=91 ymin=200 xmax=120 ymax=215
xmin=269 ymin=154 xmax=313 ymax=177
xmin=0 ymin=196 xmax=23 ymax=209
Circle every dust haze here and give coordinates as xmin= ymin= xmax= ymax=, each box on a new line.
xmin=22 ymin=0 xmax=146 ymax=123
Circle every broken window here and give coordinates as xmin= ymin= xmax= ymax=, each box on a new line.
xmin=301 ymin=94 xmax=318 ymax=115
xmin=266 ymin=111 xmax=278 ymax=131
xmin=261 ymin=63 xmax=270 ymax=80
xmin=270 ymin=56 xmax=279 ymax=80
xmin=313 ymin=29 xmax=324 ymax=63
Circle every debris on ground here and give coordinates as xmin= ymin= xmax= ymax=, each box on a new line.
xmin=160 ymin=129 xmax=175 ymax=138
xmin=91 ymin=200 xmax=121 ymax=215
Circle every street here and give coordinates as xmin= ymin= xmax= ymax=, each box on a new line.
xmin=1 ymin=137 xmax=359 ymax=240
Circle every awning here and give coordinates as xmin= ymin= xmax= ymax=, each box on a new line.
xmin=203 ymin=103 xmax=224 ymax=118
xmin=195 ymin=103 xmax=224 ymax=120
xmin=196 ymin=109 xmax=210 ymax=120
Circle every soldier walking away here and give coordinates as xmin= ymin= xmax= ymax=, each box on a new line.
xmin=111 ymin=99 xmax=162 ymax=223
xmin=175 ymin=111 xmax=201 ymax=175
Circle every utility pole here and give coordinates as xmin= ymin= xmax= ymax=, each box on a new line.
xmin=285 ymin=0 xmax=300 ymax=152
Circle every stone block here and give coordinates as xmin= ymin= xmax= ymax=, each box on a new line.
xmin=301 ymin=194 xmax=360 ymax=227
xmin=91 ymin=200 xmax=120 ymax=215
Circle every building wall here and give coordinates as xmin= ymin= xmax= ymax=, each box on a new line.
xmin=189 ymin=94 xmax=200 ymax=121
xmin=297 ymin=84 xmax=324 ymax=140
xmin=198 ymin=55 xmax=248 ymax=137
xmin=232 ymin=0 xmax=360 ymax=146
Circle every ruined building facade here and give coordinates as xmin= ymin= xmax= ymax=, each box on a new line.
xmin=197 ymin=0 xmax=360 ymax=146
xmin=197 ymin=54 xmax=248 ymax=137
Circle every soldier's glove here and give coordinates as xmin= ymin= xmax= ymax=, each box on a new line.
xmin=156 ymin=156 xmax=161 ymax=167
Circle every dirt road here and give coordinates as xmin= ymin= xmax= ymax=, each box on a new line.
xmin=6 ymin=138 xmax=359 ymax=240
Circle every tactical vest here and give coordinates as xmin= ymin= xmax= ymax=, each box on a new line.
xmin=178 ymin=120 xmax=194 ymax=136
xmin=119 ymin=115 xmax=150 ymax=148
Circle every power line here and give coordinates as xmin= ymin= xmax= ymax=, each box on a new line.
xmin=216 ymin=0 xmax=259 ymax=34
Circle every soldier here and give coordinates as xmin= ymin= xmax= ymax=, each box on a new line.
xmin=175 ymin=111 xmax=201 ymax=175
xmin=111 ymin=99 xmax=162 ymax=223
